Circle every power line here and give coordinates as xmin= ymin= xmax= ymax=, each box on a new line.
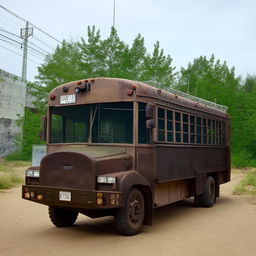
xmin=0 ymin=11 xmax=21 ymax=28
xmin=0 ymin=43 xmax=40 ymax=65
xmin=27 ymin=45 xmax=47 ymax=57
xmin=0 ymin=4 xmax=62 ymax=44
xmin=0 ymin=37 xmax=21 ymax=48
xmin=0 ymin=28 xmax=51 ymax=56
xmin=27 ymin=50 xmax=45 ymax=61
xmin=33 ymin=35 xmax=55 ymax=51
xmin=28 ymin=40 xmax=50 ymax=55
xmin=0 ymin=33 xmax=22 ymax=45
xmin=0 ymin=27 xmax=20 ymax=38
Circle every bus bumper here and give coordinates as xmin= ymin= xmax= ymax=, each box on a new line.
xmin=22 ymin=185 xmax=122 ymax=210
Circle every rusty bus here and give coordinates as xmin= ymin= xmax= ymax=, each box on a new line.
xmin=22 ymin=78 xmax=230 ymax=236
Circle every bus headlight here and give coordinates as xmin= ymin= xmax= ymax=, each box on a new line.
xmin=97 ymin=176 xmax=116 ymax=184
xmin=26 ymin=169 xmax=40 ymax=178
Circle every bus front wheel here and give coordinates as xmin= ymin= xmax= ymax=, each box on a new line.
xmin=48 ymin=206 xmax=78 ymax=227
xmin=115 ymin=188 xmax=145 ymax=236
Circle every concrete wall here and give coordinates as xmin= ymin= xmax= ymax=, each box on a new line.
xmin=0 ymin=69 xmax=28 ymax=156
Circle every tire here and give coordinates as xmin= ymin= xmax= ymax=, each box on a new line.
xmin=115 ymin=188 xmax=145 ymax=236
xmin=48 ymin=206 xmax=78 ymax=227
xmin=198 ymin=176 xmax=216 ymax=207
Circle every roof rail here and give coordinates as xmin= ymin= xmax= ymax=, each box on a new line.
xmin=143 ymin=80 xmax=228 ymax=112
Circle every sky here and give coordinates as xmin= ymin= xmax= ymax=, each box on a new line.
xmin=0 ymin=0 xmax=255 ymax=82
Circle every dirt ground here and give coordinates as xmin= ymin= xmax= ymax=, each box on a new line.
xmin=0 ymin=169 xmax=256 ymax=256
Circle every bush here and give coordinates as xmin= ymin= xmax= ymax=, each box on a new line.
xmin=0 ymin=159 xmax=29 ymax=189
xmin=0 ymin=172 xmax=23 ymax=189
xmin=234 ymin=170 xmax=256 ymax=195
xmin=232 ymin=151 xmax=256 ymax=168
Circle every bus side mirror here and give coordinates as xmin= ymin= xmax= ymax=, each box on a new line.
xmin=146 ymin=104 xmax=154 ymax=119
xmin=39 ymin=115 xmax=47 ymax=141
xmin=146 ymin=119 xmax=155 ymax=129
xmin=146 ymin=120 xmax=157 ymax=142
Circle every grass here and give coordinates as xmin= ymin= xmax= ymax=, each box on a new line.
xmin=0 ymin=158 xmax=30 ymax=190
xmin=0 ymin=172 xmax=23 ymax=189
xmin=233 ymin=169 xmax=256 ymax=195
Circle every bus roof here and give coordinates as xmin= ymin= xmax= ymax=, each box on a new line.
xmin=49 ymin=77 xmax=228 ymax=118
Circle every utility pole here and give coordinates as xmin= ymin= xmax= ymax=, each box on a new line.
xmin=113 ymin=0 xmax=116 ymax=27
xmin=20 ymin=21 xmax=33 ymax=81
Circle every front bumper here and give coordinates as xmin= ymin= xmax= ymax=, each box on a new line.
xmin=22 ymin=185 xmax=122 ymax=210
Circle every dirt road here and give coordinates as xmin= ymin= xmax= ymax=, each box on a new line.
xmin=0 ymin=170 xmax=256 ymax=256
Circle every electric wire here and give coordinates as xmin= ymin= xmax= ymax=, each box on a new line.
xmin=0 ymin=5 xmax=62 ymax=44
xmin=0 ymin=34 xmax=47 ymax=60
xmin=0 ymin=27 xmax=21 ymax=38
xmin=0 ymin=37 xmax=45 ymax=61
xmin=0 ymin=10 xmax=21 ymax=27
xmin=0 ymin=33 xmax=22 ymax=45
xmin=27 ymin=50 xmax=45 ymax=61
xmin=0 ymin=28 xmax=53 ymax=56
xmin=27 ymin=45 xmax=47 ymax=57
xmin=0 ymin=37 xmax=21 ymax=48
xmin=0 ymin=43 xmax=40 ymax=65
xmin=28 ymin=40 xmax=50 ymax=55
xmin=33 ymin=35 xmax=56 ymax=51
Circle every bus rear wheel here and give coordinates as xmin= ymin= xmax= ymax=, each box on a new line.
xmin=198 ymin=176 xmax=216 ymax=207
xmin=115 ymin=188 xmax=145 ymax=236
xmin=48 ymin=206 xmax=78 ymax=227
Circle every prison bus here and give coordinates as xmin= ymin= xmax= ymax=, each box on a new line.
xmin=22 ymin=77 xmax=230 ymax=236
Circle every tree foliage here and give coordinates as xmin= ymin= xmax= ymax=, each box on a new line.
xmin=177 ymin=55 xmax=256 ymax=165
xmin=30 ymin=26 xmax=176 ymax=113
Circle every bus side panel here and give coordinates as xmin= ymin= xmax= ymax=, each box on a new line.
xmin=156 ymin=145 xmax=228 ymax=182
xmin=136 ymin=147 xmax=156 ymax=186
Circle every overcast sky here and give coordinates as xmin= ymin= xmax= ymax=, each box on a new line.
xmin=0 ymin=0 xmax=255 ymax=82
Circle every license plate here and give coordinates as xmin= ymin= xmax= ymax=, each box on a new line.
xmin=60 ymin=94 xmax=76 ymax=104
xmin=59 ymin=191 xmax=71 ymax=201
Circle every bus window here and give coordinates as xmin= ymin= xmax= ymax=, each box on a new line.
xmin=190 ymin=115 xmax=195 ymax=143
xmin=50 ymin=102 xmax=133 ymax=144
xmin=203 ymin=118 xmax=207 ymax=144
xmin=183 ymin=114 xmax=188 ymax=143
xmin=196 ymin=117 xmax=202 ymax=144
xmin=138 ymin=103 xmax=151 ymax=144
xmin=167 ymin=110 xmax=173 ymax=142
xmin=158 ymin=108 xmax=165 ymax=141
xmin=51 ymin=105 xmax=89 ymax=143
xmin=175 ymin=112 xmax=181 ymax=143
xmin=92 ymin=102 xmax=133 ymax=144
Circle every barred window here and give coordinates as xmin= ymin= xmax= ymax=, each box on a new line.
xmin=167 ymin=110 xmax=173 ymax=142
xmin=156 ymin=106 xmax=226 ymax=145
xmin=183 ymin=114 xmax=188 ymax=143
xmin=158 ymin=108 xmax=165 ymax=141
xmin=190 ymin=115 xmax=195 ymax=144
xmin=175 ymin=112 xmax=181 ymax=143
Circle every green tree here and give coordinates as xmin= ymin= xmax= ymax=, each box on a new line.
xmin=14 ymin=26 xmax=176 ymax=160
xmin=243 ymin=74 xmax=256 ymax=93
xmin=177 ymin=55 xmax=256 ymax=166
xmin=30 ymin=40 xmax=83 ymax=111
xmin=31 ymin=26 xmax=176 ymax=113
xmin=141 ymin=41 xmax=176 ymax=87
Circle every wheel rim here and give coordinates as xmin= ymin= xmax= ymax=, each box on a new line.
xmin=127 ymin=193 xmax=144 ymax=229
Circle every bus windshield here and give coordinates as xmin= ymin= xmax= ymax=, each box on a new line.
xmin=50 ymin=102 xmax=133 ymax=144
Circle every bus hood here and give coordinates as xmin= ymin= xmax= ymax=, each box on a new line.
xmin=47 ymin=145 xmax=127 ymax=159
xmin=39 ymin=145 xmax=132 ymax=190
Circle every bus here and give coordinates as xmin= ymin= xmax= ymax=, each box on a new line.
xmin=22 ymin=77 xmax=230 ymax=236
